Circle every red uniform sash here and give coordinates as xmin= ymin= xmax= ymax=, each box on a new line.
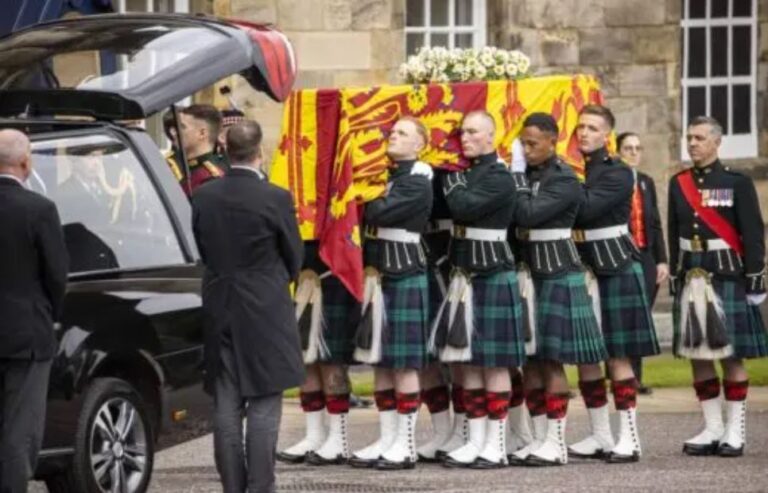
xmin=677 ymin=170 xmax=744 ymax=256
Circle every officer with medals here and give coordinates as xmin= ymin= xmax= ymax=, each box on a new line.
xmin=349 ymin=117 xmax=433 ymax=470
xmin=568 ymin=105 xmax=660 ymax=463
xmin=166 ymin=104 xmax=229 ymax=196
xmin=433 ymin=111 xmax=526 ymax=469
xmin=668 ymin=116 xmax=767 ymax=458
xmin=277 ymin=241 xmax=361 ymax=466
xmin=510 ymin=113 xmax=607 ymax=467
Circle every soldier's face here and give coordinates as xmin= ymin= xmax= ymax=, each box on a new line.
xmin=387 ymin=120 xmax=424 ymax=161
xmin=576 ymin=114 xmax=610 ymax=154
xmin=461 ymin=114 xmax=495 ymax=159
xmin=619 ymin=135 xmax=642 ymax=167
xmin=520 ymin=126 xmax=556 ymax=166
xmin=686 ymin=124 xmax=721 ymax=165
xmin=178 ymin=114 xmax=208 ymax=153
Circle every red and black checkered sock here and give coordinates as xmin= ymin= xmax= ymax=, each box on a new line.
xmin=525 ymin=388 xmax=547 ymax=417
xmin=421 ymin=385 xmax=450 ymax=414
xmin=397 ymin=392 xmax=421 ymax=414
xmin=509 ymin=372 xmax=524 ymax=408
xmin=374 ymin=388 xmax=397 ymax=412
xmin=723 ymin=380 xmax=749 ymax=402
xmin=693 ymin=377 xmax=721 ymax=401
xmin=486 ymin=391 xmax=511 ymax=420
xmin=451 ymin=385 xmax=466 ymax=413
xmin=546 ymin=392 xmax=570 ymax=420
xmin=299 ymin=390 xmax=325 ymax=413
xmin=611 ymin=378 xmax=638 ymax=411
xmin=325 ymin=393 xmax=350 ymax=415
xmin=463 ymin=388 xmax=488 ymax=419
xmin=579 ymin=378 xmax=608 ymax=409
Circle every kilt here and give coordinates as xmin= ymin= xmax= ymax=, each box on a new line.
xmin=532 ymin=271 xmax=607 ymax=364
xmin=597 ymin=261 xmax=660 ymax=358
xmin=672 ymin=254 xmax=768 ymax=359
xmin=378 ymin=273 xmax=430 ymax=369
xmin=469 ymin=270 xmax=527 ymax=368
xmin=320 ymin=275 xmax=361 ymax=364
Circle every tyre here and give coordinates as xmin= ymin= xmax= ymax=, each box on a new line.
xmin=49 ymin=378 xmax=155 ymax=493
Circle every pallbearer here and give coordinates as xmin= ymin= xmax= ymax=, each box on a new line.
xmin=512 ymin=113 xmax=607 ymax=466
xmin=432 ymin=111 xmax=526 ymax=469
xmin=669 ymin=116 xmax=767 ymax=458
xmin=349 ymin=117 xmax=434 ymax=470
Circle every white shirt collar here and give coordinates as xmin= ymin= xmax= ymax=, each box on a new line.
xmin=0 ymin=173 xmax=24 ymax=186
xmin=230 ymin=165 xmax=265 ymax=179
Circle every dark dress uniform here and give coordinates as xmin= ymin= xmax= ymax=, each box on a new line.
xmin=168 ymin=150 xmax=229 ymax=197
xmin=358 ymin=159 xmax=433 ymax=369
xmin=574 ymin=148 xmax=659 ymax=359
xmin=425 ymin=169 xmax=453 ymax=323
xmin=668 ymin=160 xmax=768 ymax=359
xmin=631 ymin=171 xmax=668 ymax=304
xmin=299 ymin=241 xmax=360 ymax=364
xmin=433 ymin=152 xmax=526 ymax=368
xmin=515 ymin=156 xmax=606 ymax=364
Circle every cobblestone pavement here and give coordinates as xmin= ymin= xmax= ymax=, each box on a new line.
xmin=31 ymin=388 xmax=766 ymax=493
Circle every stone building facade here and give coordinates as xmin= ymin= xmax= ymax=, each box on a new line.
xmin=193 ymin=0 xmax=768 ymax=220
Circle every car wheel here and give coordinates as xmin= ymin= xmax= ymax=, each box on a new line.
xmin=68 ymin=378 xmax=155 ymax=493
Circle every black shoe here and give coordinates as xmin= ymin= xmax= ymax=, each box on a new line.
xmin=525 ymin=454 xmax=565 ymax=467
xmin=468 ymin=457 xmax=507 ymax=469
xmin=605 ymin=450 xmax=640 ymax=463
xmin=348 ymin=455 xmax=379 ymax=468
xmin=435 ymin=450 xmax=449 ymax=461
xmin=417 ymin=453 xmax=440 ymax=463
xmin=637 ymin=385 xmax=653 ymax=396
xmin=682 ymin=441 xmax=719 ymax=456
xmin=376 ymin=458 xmax=416 ymax=470
xmin=442 ymin=456 xmax=471 ymax=468
xmin=717 ymin=443 xmax=744 ymax=457
xmin=507 ymin=453 xmax=528 ymax=466
xmin=568 ymin=448 xmax=607 ymax=460
xmin=305 ymin=451 xmax=347 ymax=466
xmin=276 ymin=450 xmax=307 ymax=464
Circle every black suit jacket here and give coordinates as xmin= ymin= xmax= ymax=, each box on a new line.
xmin=0 ymin=176 xmax=68 ymax=360
xmin=636 ymin=171 xmax=667 ymax=264
xmin=192 ymin=167 xmax=304 ymax=397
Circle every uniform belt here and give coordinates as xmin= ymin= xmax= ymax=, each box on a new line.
xmin=371 ymin=227 xmax=421 ymax=244
xmin=679 ymin=237 xmax=729 ymax=252
xmin=528 ymin=228 xmax=573 ymax=242
xmin=452 ymin=226 xmax=506 ymax=242
xmin=427 ymin=219 xmax=453 ymax=233
xmin=582 ymin=225 xmax=629 ymax=242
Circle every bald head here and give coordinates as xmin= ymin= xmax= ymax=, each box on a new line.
xmin=0 ymin=129 xmax=31 ymax=180
xmin=461 ymin=111 xmax=497 ymax=158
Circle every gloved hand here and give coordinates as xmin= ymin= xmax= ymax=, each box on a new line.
xmin=411 ymin=161 xmax=434 ymax=180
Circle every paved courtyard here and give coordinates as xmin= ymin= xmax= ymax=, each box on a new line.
xmin=31 ymin=388 xmax=766 ymax=493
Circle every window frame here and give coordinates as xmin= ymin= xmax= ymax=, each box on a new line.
xmin=680 ymin=0 xmax=757 ymax=160
xmin=404 ymin=0 xmax=487 ymax=54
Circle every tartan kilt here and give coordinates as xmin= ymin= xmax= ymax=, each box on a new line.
xmin=320 ymin=275 xmax=361 ymax=364
xmin=378 ymin=273 xmax=430 ymax=369
xmin=532 ymin=271 xmax=607 ymax=364
xmin=470 ymin=270 xmax=527 ymax=368
xmin=597 ymin=261 xmax=660 ymax=358
xmin=672 ymin=254 xmax=768 ymax=359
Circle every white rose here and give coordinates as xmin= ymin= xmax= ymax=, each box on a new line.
xmin=480 ymin=53 xmax=495 ymax=67
xmin=474 ymin=65 xmax=487 ymax=79
xmin=518 ymin=57 xmax=531 ymax=74
xmin=493 ymin=65 xmax=505 ymax=77
xmin=506 ymin=64 xmax=519 ymax=77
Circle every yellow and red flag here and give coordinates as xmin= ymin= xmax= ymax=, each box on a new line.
xmin=271 ymin=74 xmax=605 ymax=301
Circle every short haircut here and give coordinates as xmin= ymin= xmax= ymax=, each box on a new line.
xmin=162 ymin=110 xmax=176 ymax=141
xmin=397 ymin=116 xmax=429 ymax=145
xmin=522 ymin=112 xmax=559 ymax=136
xmin=616 ymin=132 xmax=639 ymax=150
xmin=181 ymin=104 xmax=222 ymax=146
xmin=579 ymin=104 xmax=616 ymax=129
xmin=463 ymin=110 xmax=496 ymax=133
xmin=689 ymin=115 xmax=723 ymax=138
xmin=0 ymin=129 xmax=30 ymax=168
xmin=226 ymin=120 xmax=263 ymax=164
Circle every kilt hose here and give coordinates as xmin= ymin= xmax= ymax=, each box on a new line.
xmin=321 ymin=274 xmax=361 ymax=364
xmin=469 ymin=269 xmax=527 ymax=368
xmin=377 ymin=273 xmax=431 ymax=370
xmin=597 ymin=261 xmax=660 ymax=358
xmin=532 ymin=271 xmax=608 ymax=365
xmin=672 ymin=253 xmax=768 ymax=359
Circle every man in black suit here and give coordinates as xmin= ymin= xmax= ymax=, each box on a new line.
xmin=0 ymin=129 xmax=68 ymax=492
xmin=192 ymin=120 xmax=304 ymax=493
xmin=618 ymin=132 xmax=669 ymax=394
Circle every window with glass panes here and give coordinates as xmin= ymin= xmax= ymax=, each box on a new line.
xmin=405 ymin=0 xmax=486 ymax=56
xmin=681 ymin=0 xmax=757 ymax=159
